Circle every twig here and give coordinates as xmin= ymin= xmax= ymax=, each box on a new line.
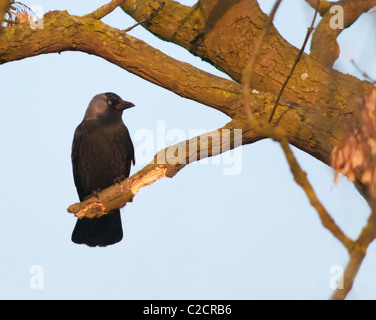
xmin=268 ymin=0 xmax=320 ymax=123
xmin=305 ymin=0 xmax=331 ymax=16
xmin=242 ymin=0 xmax=282 ymax=119
xmin=242 ymin=0 xmax=351 ymax=251
xmin=351 ymin=59 xmax=376 ymax=85
xmin=256 ymin=118 xmax=375 ymax=300
xmin=330 ymin=208 xmax=376 ymax=300
xmin=124 ymin=1 xmax=165 ymax=33
xmin=123 ymin=18 xmax=147 ymax=33
xmin=84 ymin=0 xmax=126 ymax=20
xmin=247 ymin=120 xmax=355 ymax=251
xmin=277 ymin=134 xmax=355 ymax=251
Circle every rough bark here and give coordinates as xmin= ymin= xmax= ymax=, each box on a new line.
xmin=120 ymin=0 xmax=374 ymax=107
xmin=1 ymin=6 xmax=374 ymax=168
xmin=119 ymin=0 xmax=375 ymax=160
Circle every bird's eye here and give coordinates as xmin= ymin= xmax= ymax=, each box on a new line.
xmin=107 ymin=100 xmax=113 ymax=105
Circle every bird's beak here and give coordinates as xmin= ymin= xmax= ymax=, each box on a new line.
xmin=119 ymin=100 xmax=135 ymax=110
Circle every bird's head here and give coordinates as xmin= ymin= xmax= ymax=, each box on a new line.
xmin=84 ymin=92 xmax=135 ymax=121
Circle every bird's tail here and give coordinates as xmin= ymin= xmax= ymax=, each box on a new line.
xmin=71 ymin=209 xmax=123 ymax=247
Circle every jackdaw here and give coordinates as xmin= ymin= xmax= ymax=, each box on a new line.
xmin=71 ymin=92 xmax=135 ymax=247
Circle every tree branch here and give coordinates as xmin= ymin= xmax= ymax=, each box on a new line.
xmin=351 ymin=59 xmax=376 ymax=85
xmin=120 ymin=0 xmax=374 ymax=114
xmin=310 ymin=0 xmax=376 ymax=67
xmin=278 ymin=135 xmax=354 ymax=250
xmin=1 ymin=5 xmax=375 ymax=201
xmin=119 ymin=0 xmax=376 ymax=175
xmin=330 ymin=208 xmax=376 ymax=300
xmin=67 ymin=120 xmax=257 ymax=218
xmin=242 ymin=113 xmax=355 ymax=253
xmin=83 ymin=0 xmax=126 ymax=20
xmin=0 ymin=9 xmax=349 ymax=169
xmin=68 ymin=164 xmax=169 ymax=219
xmin=0 ymin=10 xmax=240 ymax=119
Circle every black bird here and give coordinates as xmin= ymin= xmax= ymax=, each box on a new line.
xmin=71 ymin=92 xmax=135 ymax=247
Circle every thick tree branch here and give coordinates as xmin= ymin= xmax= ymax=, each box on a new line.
xmin=1 ymin=6 xmax=368 ymax=172
xmin=0 ymin=10 xmax=240 ymax=119
xmin=120 ymin=0 xmax=374 ymax=114
xmin=67 ymin=120 xmax=257 ymax=218
xmin=1 ymin=5 xmax=374 ymax=185
xmin=119 ymin=0 xmax=376 ymax=178
xmin=0 ymin=9 xmax=352 ymax=169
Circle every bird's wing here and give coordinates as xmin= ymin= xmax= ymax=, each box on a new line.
xmin=123 ymin=124 xmax=135 ymax=166
xmin=71 ymin=122 xmax=87 ymax=201
xmin=128 ymin=131 xmax=135 ymax=166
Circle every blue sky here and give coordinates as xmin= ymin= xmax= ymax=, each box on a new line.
xmin=0 ymin=0 xmax=375 ymax=299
